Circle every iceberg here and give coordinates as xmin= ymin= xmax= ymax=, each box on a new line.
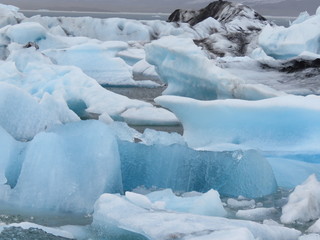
xmin=43 ymin=42 xmax=136 ymax=86
xmin=281 ymin=175 xmax=320 ymax=224
xmin=0 ymin=82 xmax=62 ymax=140
xmin=93 ymin=193 xmax=301 ymax=240
xmin=155 ymin=95 xmax=320 ymax=152
xmin=146 ymin=36 xmax=282 ymax=100
xmin=0 ymin=120 xmax=122 ymax=214
xmin=259 ymin=12 xmax=320 ymax=59
xmin=119 ymin=141 xmax=277 ymax=198
xmin=125 ymin=189 xmax=227 ymax=217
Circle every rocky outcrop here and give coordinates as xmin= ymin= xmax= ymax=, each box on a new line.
xmin=168 ymin=1 xmax=270 ymax=58
xmin=168 ymin=0 xmax=268 ymax=30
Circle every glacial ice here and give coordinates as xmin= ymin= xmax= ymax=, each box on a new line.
xmin=5 ymin=22 xmax=47 ymax=44
xmin=281 ymin=175 xmax=320 ymax=224
xmin=259 ymin=12 xmax=320 ymax=59
xmin=267 ymin=156 xmax=320 ymax=189
xmin=156 ymin=95 xmax=320 ymax=152
xmin=0 ymin=120 xmax=122 ymax=214
xmin=125 ymin=189 xmax=227 ymax=217
xmin=120 ymin=106 xmax=179 ymax=125
xmin=146 ymin=36 xmax=282 ymax=100
xmin=119 ymin=141 xmax=277 ymax=198
xmin=93 ymin=193 xmax=301 ymax=240
xmin=43 ymin=42 xmax=136 ymax=85
xmin=0 ymin=82 xmax=61 ymax=140
xmin=0 ymin=45 xmax=151 ymax=119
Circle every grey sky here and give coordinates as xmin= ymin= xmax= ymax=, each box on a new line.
xmin=1 ymin=0 xmax=319 ymax=16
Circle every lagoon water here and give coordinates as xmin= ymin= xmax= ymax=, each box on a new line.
xmin=21 ymin=10 xmax=293 ymax=26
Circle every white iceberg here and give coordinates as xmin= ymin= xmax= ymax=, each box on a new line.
xmin=259 ymin=10 xmax=320 ymax=59
xmin=126 ymin=188 xmax=226 ymax=217
xmin=92 ymin=193 xmax=301 ymax=240
xmin=155 ymin=95 xmax=320 ymax=152
xmin=1 ymin=120 xmax=122 ymax=214
xmin=281 ymin=175 xmax=320 ymax=224
xmin=146 ymin=36 xmax=282 ymax=100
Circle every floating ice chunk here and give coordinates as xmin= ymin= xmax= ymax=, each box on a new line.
xmin=43 ymin=43 xmax=135 ymax=85
xmin=93 ymin=193 xmax=301 ymax=240
xmin=227 ymin=198 xmax=255 ymax=209
xmin=259 ymin=11 xmax=320 ymax=59
xmin=0 ymin=47 xmax=151 ymax=118
xmin=6 ymin=22 xmax=47 ymax=44
xmin=11 ymin=120 xmax=122 ymax=213
xmin=140 ymin=128 xmax=185 ymax=146
xmin=0 ymin=82 xmax=60 ymax=140
xmin=133 ymin=59 xmax=160 ymax=82
xmin=120 ymin=106 xmax=179 ymax=125
xmin=0 ymin=4 xmax=24 ymax=28
xmin=146 ymin=36 xmax=282 ymax=100
xmin=291 ymin=11 xmax=311 ymax=25
xmin=155 ymin=95 xmax=320 ymax=152
xmin=1 ymin=222 xmax=74 ymax=239
xmin=236 ymin=207 xmax=278 ymax=221
xmin=120 ymin=141 xmax=277 ymax=198
xmin=146 ymin=189 xmax=227 ymax=217
xmin=281 ymin=175 xmax=320 ymax=224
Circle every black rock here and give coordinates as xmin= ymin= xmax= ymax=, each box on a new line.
xmin=168 ymin=0 xmax=267 ymax=26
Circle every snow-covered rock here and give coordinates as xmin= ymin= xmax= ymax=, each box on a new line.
xmin=281 ymin=175 xmax=320 ymax=224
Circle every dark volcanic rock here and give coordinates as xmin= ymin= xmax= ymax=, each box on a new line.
xmin=168 ymin=0 xmax=267 ymax=27
xmin=168 ymin=0 xmax=270 ymax=58
xmin=280 ymin=58 xmax=320 ymax=73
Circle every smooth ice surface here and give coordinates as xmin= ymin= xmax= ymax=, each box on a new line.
xmin=3 ymin=120 xmax=122 ymax=214
xmin=120 ymin=106 xmax=179 ymax=125
xmin=43 ymin=42 xmax=136 ymax=85
xmin=259 ymin=11 xmax=320 ymax=59
xmin=156 ymin=95 xmax=320 ymax=151
xmin=0 ymin=82 xmax=62 ymax=140
xmin=126 ymin=189 xmax=226 ymax=217
xmin=6 ymin=22 xmax=47 ymax=44
xmin=93 ymin=193 xmax=301 ymax=240
xmin=236 ymin=207 xmax=278 ymax=221
xmin=281 ymin=175 xmax=320 ymax=224
xmin=146 ymin=36 xmax=282 ymax=100
xmin=119 ymin=141 xmax=277 ymax=198
xmin=267 ymin=157 xmax=320 ymax=189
